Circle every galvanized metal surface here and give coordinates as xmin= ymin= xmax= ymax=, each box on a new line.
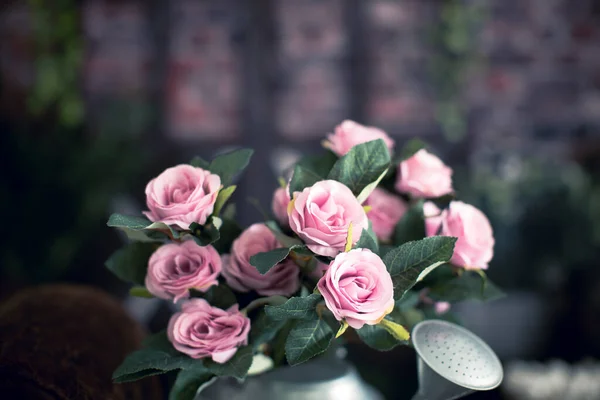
xmin=197 ymin=356 xmax=383 ymax=400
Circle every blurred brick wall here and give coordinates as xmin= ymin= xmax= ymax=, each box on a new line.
xmin=2 ymin=0 xmax=600 ymax=154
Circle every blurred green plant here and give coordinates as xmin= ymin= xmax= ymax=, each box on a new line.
xmin=28 ymin=0 xmax=84 ymax=127
xmin=429 ymin=0 xmax=486 ymax=142
xmin=456 ymin=156 xmax=600 ymax=288
xmin=0 ymin=2 xmax=148 ymax=284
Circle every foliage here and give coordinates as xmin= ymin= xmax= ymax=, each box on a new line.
xmin=105 ymin=140 xmax=504 ymax=398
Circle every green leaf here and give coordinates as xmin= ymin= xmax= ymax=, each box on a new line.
xmin=189 ymin=217 xmax=221 ymax=246
xmin=212 ymin=185 xmax=236 ymax=217
xmin=120 ymin=227 xmax=162 ymax=242
xmin=249 ymin=247 xmax=292 ymax=275
xmin=209 ymin=148 xmax=254 ymax=186
xmin=189 ymin=156 xmax=210 ymax=169
xmin=244 ymin=296 xmax=288 ymax=313
xmin=398 ymin=138 xmax=428 ymax=161
xmin=285 ymin=318 xmax=334 ymax=366
xmin=353 ymin=223 xmax=379 ymax=253
xmin=393 ymin=200 xmax=425 ymax=245
xmin=356 ymin=168 xmax=389 ymax=204
xmin=288 ymin=164 xmax=322 ymax=197
xmin=191 ymin=285 xmax=237 ymax=310
xmin=428 ymin=272 xmax=506 ymax=303
xmin=169 ymin=366 xmax=214 ymax=400
xmin=356 ymin=311 xmax=414 ymax=351
xmin=327 ymin=139 xmax=391 ymax=196
xmin=112 ymin=332 xmax=197 ymax=383
xmin=395 ymin=291 xmax=420 ymax=310
xmin=379 ymin=245 xmax=395 ymax=259
xmin=105 ymin=242 xmax=157 ymax=285
xmin=129 ymin=286 xmax=154 ymax=298
xmin=295 ymin=151 xmax=338 ymax=178
xmin=264 ymin=294 xmax=322 ymax=321
xmin=265 ymin=220 xmax=303 ymax=247
xmin=212 ymin=217 xmax=242 ymax=254
xmin=383 ymin=236 xmax=457 ymax=300
xmin=203 ymin=346 xmax=253 ymax=380
xmin=357 ymin=324 xmax=399 ymax=351
xmin=249 ymin=310 xmax=288 ymax=348
xmin=107 ymin=213 xmax=180 ymax=239
xmin=108 ymin=214 xmax=153 ymax=230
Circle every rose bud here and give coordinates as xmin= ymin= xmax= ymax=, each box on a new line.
xmin=271 ymin=186 xmax=291 ymax=228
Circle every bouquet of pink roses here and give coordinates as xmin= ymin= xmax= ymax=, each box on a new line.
xmin=106 ymin=120 xmax=502 ymax=399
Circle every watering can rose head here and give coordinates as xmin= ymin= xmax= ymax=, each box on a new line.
xmin=144 ymin=164 xmax=221 ymax=229
xmin=317 ymin=249 xmax=394 ymax=329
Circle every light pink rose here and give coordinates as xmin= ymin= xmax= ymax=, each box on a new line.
xmin=424 ymin=201 xmax=494 ymax=270
xmin=288 ymin=180 xmax=369 ymax=257
xmin=364 ymin=188 xmax=408 ymax=242
xmin=168 ymin=298 xmax=250 ymax=363
xmin=222 ymin=223 xmax=300 ymax=296
xmin=324 ymin=120 xmax=395 ymax=157
xmin=145 ymin=240 xmax=221 ymax=302
xmin=271 ymin=186 xmax=291 ymax=227
xmin=317 ymin=249 xmax=394 ymax=329
xmin=424 ymin=202 xmax=444 ymax=237
xmin=419 ymin=289 xmax=451 ymax=315
xmin=143 ymin=164 xmax=221 ymax=230
xmin=395 ymin=149 xmax=453 ymax=198
xmin=434 ymin=301 xmax=451 ymax=315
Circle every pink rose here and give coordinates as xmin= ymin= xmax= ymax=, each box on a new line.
xmin=168 ymin=298 xmax=250 ymax=363
xmin=424 ymin=202 xmax=444 ymax=236
xmin=271 ymin=186 xmax=291 ymax=227
xmin=144 ymin=164 xmax=221 ymax=230
xmin=324 ymin=120 xmax=395 ymax=156
xmin=364 ymin=188 xmax=408 ymax=242
xmin=317 ymin=249 xmax=394 ymax=329
xmin=222 ymin=223 xmax=300 ymax=296
xmin=424 ymin=201 xmax=494 ymax=270
xmin=434 ymin=301 xmax=451 ymax=315
xmin=145 ymin=240 xmax=221 ymax=302
xmin=419 ymin=289 xmax=451 ymax=315
xmin=395 ymin=149 xmax=453 ymax=198
xmin=289 ymin=180 xmax=369 ymax=257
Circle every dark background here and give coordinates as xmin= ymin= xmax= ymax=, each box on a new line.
xmin=2 ymin=0 xmax=600 ymax=399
